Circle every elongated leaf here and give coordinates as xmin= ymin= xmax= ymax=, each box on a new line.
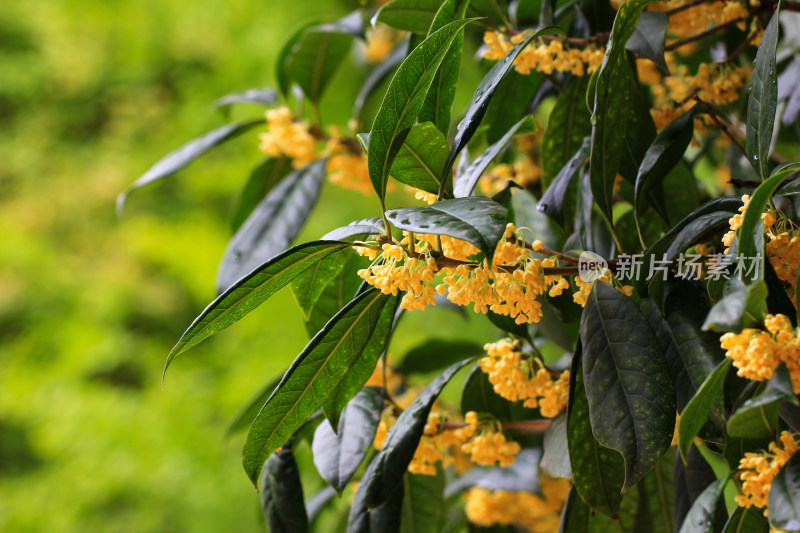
xmin=242 ymin=289 xmax=392 ymax=486
xmin=368 ymin=19 xmax=474 ymax=203
xmin=484 ymin=71 xmax=542 ymax=145
xmin=400 ymin=470 xmax=445 ymax=533
xmin=231 ymin=156 xmax=292 ymax=232
xmin=419 ymin=0 xmax=469 ymax=134
xmin=446 ymin=449 xmax=541 ymax=496
xmin=580 ymin=281 xmax=675 ymax=491
xmin=663 ymin=212 xmax=732 ymax=263
xmin=702 ymin=281 xmax=768 ymax=333
xmin=277 ymin=23 xmax=316 ymax=96
xmin=568 ymin=341 xmax=625 ymax=518
xmin=460 ymin=364 xmax=512 ymax=421
xmin=678 ymin=358 xmax=732 ymax=462
xmin=117 ymin=119 xmax=262 ymax=214
xmin=558 ymin=487 xmax=625 ymax=533
xmin=768 ymin=453 xmax=800 ymax=532
xmin=625 ymin=11 xmax=668 ymax=73
xmin=385 ymin=196 xmax=507 ymax=263
xmin=398 ymin=339 xmax=484 ymax=375
xmin=354 ymin=39 xmax=409 ymax=121
xmin=226 ymin=373 xmax=282 ymax=437
xmin=542 ymin=76 xmax=592 ymax=189
xmin=454 ymin=116 xmax=535 ymax=198
xmin=391 ymin=122 xmax=450 ymax=194
xmin=312 ymin=386 xmax=383 ymax=494
xmin=167 ymin=241 xmax=351 ymax=367
xmin=305 ymin=486 xmax=336 ymax=522
xmin=722 ymin=506 xmax=770 ymax=533
xmin=737 ymin=170 xmax=795 ymax=269
xmin=212 ymin=87 xmax=278 ymax=110
xmin=347 ymin=472 xmax=404 ymax=533
xmin=678 ymin=476 xmax=728 ymax=533
xmin=360 ymin=359 xmax=472 ymax=507
xmin=727 ymin=363 xmax=798 ymax=438
xmin=541 ymin=413 xmax=571 ymax=479
xmin=291 ymin=249 xmax=353 ymax=321
xmin=539 ymin=136 xmax=591 ymax=227
xmin=631 ymin=449 xmax=675 ymax=533
xmin=674 ymin=446 xmax=721 ymax=529
xmin=442 ymin=27 xmax=563 ymax=193
xmin=590 ymin=0 xmax=656 ymax=223
xmin=375 ymin=0 xmax=443 ymax=33
xmin=746 ymin=5 xmax=781 ymax=181
xmin=321 ymin=294 xmax=399 ymax=425
xmin=217 ymin=158 xmax=327 ymax=292
xmin=322 ymin=218 xmax=386 ymax=241
xmin=260 ymin=438 xmax=308 ymax=533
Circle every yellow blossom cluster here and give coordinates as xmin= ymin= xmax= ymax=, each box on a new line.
xmin=735 ymin=431 xmax=799 ymax=515
xmin=356 ymin=224 xmax=569 ymax=322
xmin=652 ymin=0 xmax=750 ymax=38
xmin=572 ymin=271 xmax=633 ymax=307
xmin=722 ymin=194 xmax=753 ymax=254
xmin=408 ymin=411 xmax=476 ymax=475
xmin=461 ymin=428 xmax=522 ymax=467
xmin=720 ymin=314 xmax=800 ymax=393
xmin=482 ymin=32 xmax=604 ymax=77
xmin=258 ymin=107 xmax=318 ymax=168
xmin=479 ymin=155 xmax=541 ymax=195
xmin=464 ymin=476 xmax=571 ymax=532
xmin=766 ymin=229 xmax=800 ymax=306
xmin=362 ymin=25 xmax=402 ymax=64
xmin=478 ymin=338 xmax=570 ymax=417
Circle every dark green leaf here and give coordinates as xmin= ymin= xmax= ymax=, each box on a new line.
xmin=539 ymin=136 xmax=591 ymax=228
xmin=454 ymin=116 xmax=535 ymax=198
xmin=354 ymin=39 xmax=409 ymax=121
xmin=368 ymin=18 xmax=474 ymax=203
xmin=674 ymin=446 xmax=722 ymax=529
xmin=558 ymin=487 xmax=625 ymax=533
xmin=226 ymin=373 xmax=282 ymax=437
xmin=746 ymin=6 xmax=781 ymax=181
xmin=400 ymin=470 xmax=445 ymax=533
xmin=419 ymin=0 xmax=470 ymax=134
xmin=737 ymin=170 xmax=795 ymax=270
xmin=391 ymin=122 xmax=450 ymax=194
xmin=442 ymin=27 xmax=563 ymax=193
xmin=765 ymin=260 xmax=797 ymax=326
xmin=484 ymin=71 xmax=542 ymax=145
xmin=625 ymin=11 xmax=668 ymax=73
xmin=702 ymin=281 xmax=767 ymax=333
xmin=677 ymin=476 xmax=728 ymax=533
xmin=678 ymin=358 xmax=732 ymax=462
xmin=385 ymin=196 xmax=507 ymax=263
xmin=397 ymin=339 xmax=484 ymax=375
xmin=231 ymin=157 xmax=292 ymax=233
xmin=117 ymin=119 xmax=262 ymax=214
xmin=541 ymin=413 xmax=571 ymax=479
xmin=312 ymin=386 xmax=384 ymax=494
xmin=662 ymin=212 xmax=732 ymax=263
xmin=212 ymin=87 xmax=278 ymax=110
xmin=779 ymin=176 xmax=800 ymax=196
xmin=291 ymin=249 xmax=352 ymax=322
xmin=542 ymin=76 xmax=592 ymax=190
xmin=631 ymin=449 xmax=675 ymax=533
xmin=568 ymin=341 xmax=625 ymax=518
xmin=217 ymin=158 xmax=328 ymax=292
xmin=580 ymin=282 xmax=675 ymax=491
xmin=277 ymin=23 xmax=316 ymax=96
xmin=304 ymin=254 xmax=366 ymax=336
xmin=306 ymin=486 xmax=337 ymax=522
xmin=167 ymin=241 xmax=352 ymax=367
xmin=722 ymin=506 xmax=770 ymax=533
xmin=727 ymin=363 xmax=799 ymax=438
xmin=768 ymin=453 xmax=800 ymax=532
xmin=590 ymin=0 xmax=656 ymax=223
xmin=260 ymin=438 xmax=308 ymax=533
xmin=348 ymin=473 xmax=404 ymax=533
xmin=376 ymin=0 xmax=443 ymax=33
xmin=242 ymin=289 xmax=394 ymax=486
xmin=460 ymin=364 xmax=512 ymax=421
xmin=360 ymin=359 xmax=472 ymax=507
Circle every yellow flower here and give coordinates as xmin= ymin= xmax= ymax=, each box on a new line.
xmin=735 ymin=431 xmax=799 ymax=515
xmin=482 ymin=31 xmax=603 ymax=77
xmin=258 ymin=107 xmax=318 ymax=168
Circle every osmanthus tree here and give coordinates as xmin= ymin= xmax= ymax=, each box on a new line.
xmin=120 ymin=0 xmax=800 ymax=530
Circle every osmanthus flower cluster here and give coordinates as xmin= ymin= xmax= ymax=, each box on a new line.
xmin=124 ymin=0 xmax=800 ymax=530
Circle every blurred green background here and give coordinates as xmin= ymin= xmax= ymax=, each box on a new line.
xmin=0 ymin=1 xmax=495 ymax=530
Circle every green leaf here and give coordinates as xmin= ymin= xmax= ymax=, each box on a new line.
xmin=260 ymin=438 xmax=309 ymax=533
xmin=737 ymin=169 xmax=795 ymax=270
xmin=321 ymin=294 xmax=399 ymax=425
xmin=217 ymin=158 xmax=328 ymax=292
xmin=391 ymin=122 xmax=450 ymax=195
xmin=662 ymin=212 xmax=732 ymax=263
xmin=397 ymin=339 xmax=484 ymax=375
xmin=277 ymin=22 xmax=316 ymax=97
xmin=312 ymin=386 xmax=384 ymax=494
xmin=375 ymin=0 xmax=443 ymax=33
xmin=539 ymin=136 xmax=591 ymax=228
xmin=305 ymin=486 xmax=336 ymax=522
xmin=568 ymin=341 xmax=625 ymax=518
xmin=166 ymin=241 xmax=352 ymax=368
xmin=225 ymin=373 xmax=282 ymax=437
xmin=590 ymin=0 xmax=656 ymax=224
xmin=212 ymin=87 xmax=278 ymax=110
xmin=558 ymin=487 xmax=625 ymax=533
xmin=354 ymin=39 xmax=408 ymax=121
xmin=400 ymin=470 xmax=445 ymax=533
xmin=442 ymin=27 xmax=563 ymax=193
xmin=368 ymin=18 xmax=474 ymax=203
xmin=768 ymin=453 xmax=800 ymax=532
xmin=360 ymin=359 xmax=472 ymax=507
xmin=291 ymin=249 xmax=353 ymax=322
xmin=727 ymin=363 xmax=799 ymax=438
xmin=460 ymin=364 xmax=512 ymax=421
xmin=625 ymin=11 xmax=668 ymax=74
xmin=580 ymin=282 xmax=676 ymax=491
xmin=542 ymin=76 xmax=592 ymax=190
xmin=512 ymin=187 xmax=565 ymax=250
xmin=321 ymin=218 xmax=386 ymax=241
xmin=541 ymin=413 xmax=571 ymax=479
xmin=702 ymin=281 xmax=767 ymax=333
xmin=677 ymin=476 xmax=728 ymax=533
xmin=242 ymin=289 xmax=394 ymax=487
xmin=722 ymin=506 xmax=770 ymax=533
xmin=117 ymin=119 xmax=262 ymax=214
xmin=630 ymin=449 xmax=675 ymax=533
xmin=419 ymin=0 xmax=470 ymax=134
xmin=230 ymin=156 xmax=292 ymax=233
xmin=385 ymin=196 xmax=507 ymax=263
xmin=746 ymin=5 xmax=781 ymax=181
xmin=674 ymin=446 xmax=723 ymax=529
xmin=304 ymin=254 xmax=366 ymax=336
xmin=678 ymin=358 xmax=732 ymax=462
xmin=484 ymin=71 xmax=542 ymax=145
xmin=453 ymin=116 xmax=536 ymax=198
xmin=347 ymin=474 xmax=405 ymax=533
